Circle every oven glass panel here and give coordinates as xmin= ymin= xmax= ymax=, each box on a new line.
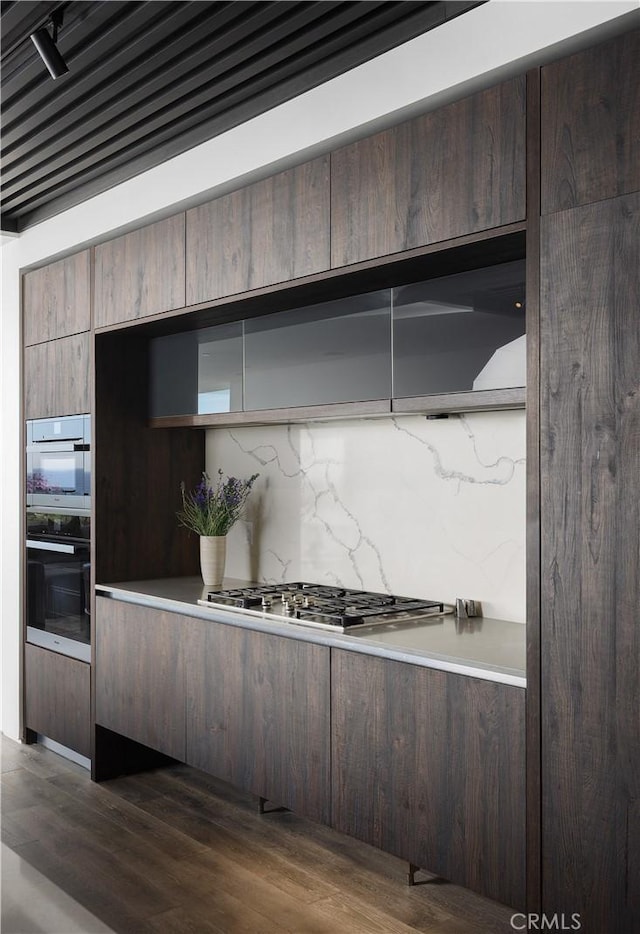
xmin=26 ymin=513 xmax=91 ymax=650
xmin=27 ymin=452 xmax=81 ymax=493
xmin=27 ymin=450 xmax=86 ymax=497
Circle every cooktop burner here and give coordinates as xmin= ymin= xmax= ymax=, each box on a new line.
xmin=197 ymin=582 xmax=452 ymax=633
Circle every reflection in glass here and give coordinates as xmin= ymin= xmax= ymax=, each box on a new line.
xmin=149 ymin=323 xmax=243 ymax=417
xmin=392 ymin=260 xmax=526 ymax=397
xmin=244 ymin=292 xmax=391 ymax=410
xmin=197 ymin=323 xmax=243 ymax=414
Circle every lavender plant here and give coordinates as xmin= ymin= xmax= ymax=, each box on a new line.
xmin=177 ymin=469 xmax=259 ymax=537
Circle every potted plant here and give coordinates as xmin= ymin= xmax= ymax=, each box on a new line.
xmin=177 ymin=469 xmax=258 ymax=586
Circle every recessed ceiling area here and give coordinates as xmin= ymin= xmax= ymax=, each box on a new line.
xmin=0 ymin=0 xmax=483 ymax=233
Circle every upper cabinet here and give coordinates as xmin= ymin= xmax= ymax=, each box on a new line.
xmin=23 ymin=250 xmax=91 ymax=346
xmin=330 ymin=76 xmax=526 ymax=267
xmin=185 ymin=156 xmax=330 ymax=305
xmin=24 ymin=332 xmax=91 ymax=419
xmin=149 ymin=255 xmax=526 ymax=424
xmin=94 ymin=214 xmax=186 ymax=328
xmin=541 ymin=29 xmax=640 ymax=215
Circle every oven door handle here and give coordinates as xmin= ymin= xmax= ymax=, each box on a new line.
xmin=26 ymin=539 xmax=76 ymax=555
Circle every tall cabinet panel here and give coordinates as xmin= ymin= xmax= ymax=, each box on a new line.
xmin=541 ymin=29 xmax=640 ymax=214
xmin=23 ymin=250 xmax=91 ymax=346
xmin=185 ymin=156 xmax=330 ymax=304
xmin=94 ymin=214 xmax=186 ymax=328
xmin=330 ymin=76 xmax=526 ymax=267
xmin=540 ymin=192 xmax=640 ymax=932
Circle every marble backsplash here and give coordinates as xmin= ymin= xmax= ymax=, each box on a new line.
xmin=205 ymin=410 xmax=526 ymax=622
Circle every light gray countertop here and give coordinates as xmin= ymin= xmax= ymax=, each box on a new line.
xmin=95 ymin=576 xmax=526 ymax=688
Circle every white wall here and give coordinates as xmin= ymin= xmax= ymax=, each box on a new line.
xmin=2 ymin=1 xmax=637 ymax=739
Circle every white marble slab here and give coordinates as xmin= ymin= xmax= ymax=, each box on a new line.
xmin=205 ymin=411 xmax=526 ymax=622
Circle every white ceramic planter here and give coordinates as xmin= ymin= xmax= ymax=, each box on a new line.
xmin=199 ymin=535 xmax=227 ymax=587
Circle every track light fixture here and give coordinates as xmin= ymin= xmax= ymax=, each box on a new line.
xmin=30 ymin=9 xmax=69 ymax=80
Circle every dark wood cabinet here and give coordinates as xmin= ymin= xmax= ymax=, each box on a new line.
xmin=331 ymin=76 xmax=526 ymax=267
xmin=24 ymin=644 xmax=91 ymax=759
xmin=186 ymin=156 xmax=330 ymax=304
xmin=94 ymin=596 xmax=526 ymax=902
xmin=23 ymin=250 xmax=91 ymax=346
xmin=540 ymin=191 xmax=640 ymax=931
xmin=332 ymin=649 xmax=526 ymax=909
xmin=94 ymin=331 xmax=203 ymax=584
xmin=94 ymin=598 xmax=330 ymax=822
xmin=95 ymin=599 xmax=186 ymax=761
xmin=94 ymin=214 xmax=186 ymax=328
xmin=186 ymin=620 xmax=330 ymax=824
xmin=541 ymin=29 xmax=640 ymax=215
xmin=24 ymin=331 xmax=91 ymax=419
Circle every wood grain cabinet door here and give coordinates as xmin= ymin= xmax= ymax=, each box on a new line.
xmin=24 ymin=332 xmax=91 ymax=418
xmin=541 ymin=29 xmax=640 ymax=214
xmin=331 ymin=76 xmax=526 ymax=267
xmin=331 ymin=650 xmax=526 ymax=909
xmin=186 ymin=620 xmax=331 ymax=824
xmin=540 ymin=191 xmax=640 ymax=932
xmin=25 ymin=644 xmax=91 ymax=759
xmin=94 ymin=214 xmax=186 ymax=328
xmin=186 ymin=156 xmax=330 ymax=304
xmin=95 ymin=599 xmax=186 ymax=761
xmin=23 ymin=250 xmax=91 ymax=346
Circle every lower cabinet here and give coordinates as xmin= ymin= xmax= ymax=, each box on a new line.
xmin=186 ymin=620 xmax=331 ymax=824
xmin=94 ymin=598 xmax=331 ymax=824
xmin=95 ymin=600 xmax=186 ymax=761
xmin=331 ymin=649 xmax=526 ymax=909
xmin=25 ymin=644 xmax=91 ymax=759
xmin=94 ymin=598 xmax=525 ymax=907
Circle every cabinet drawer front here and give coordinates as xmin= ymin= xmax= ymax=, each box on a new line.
xmin=25 ymin=644 xmax=91 ymax=759
xmin=331 ymin=76 xmax=526 ymax=266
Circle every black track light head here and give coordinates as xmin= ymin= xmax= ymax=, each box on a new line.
xmin=30 ymin=10 xmax=69 ymax=80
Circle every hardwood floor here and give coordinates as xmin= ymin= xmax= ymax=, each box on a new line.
xmin=1 ymin=735 xmax=516 ymax=933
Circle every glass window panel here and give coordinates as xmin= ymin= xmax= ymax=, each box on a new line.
xmin=149 ymin=331 xmax=198 ymax=417
xmin=197 ymin=323 xmax=243 ymax=414
xmin=244 ymin=291 xmax=391 ymax=410
xmin=392 ymin=260 xmax=526 ymax=397
xmin=149 ymin=323 xmax=243 ymax=417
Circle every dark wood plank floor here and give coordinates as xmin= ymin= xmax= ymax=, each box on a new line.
xmin=1 ymin=735 xmax=517 ymax=933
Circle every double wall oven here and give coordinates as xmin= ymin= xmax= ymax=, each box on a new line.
xmin=25 ymin=415 xmax=91 ymax=662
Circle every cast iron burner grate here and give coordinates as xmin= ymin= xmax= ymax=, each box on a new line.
xmin=202 ymin=582 xmax=447 ymax=631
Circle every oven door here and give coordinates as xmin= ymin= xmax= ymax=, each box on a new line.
xmin=26 ymin=443 xmax=89 ymax=510
xmin=26 ymin=515 xmax=91 ymax=662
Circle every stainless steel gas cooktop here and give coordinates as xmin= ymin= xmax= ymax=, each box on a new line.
xmin=197 ymin=582 xmax=453 ymax=633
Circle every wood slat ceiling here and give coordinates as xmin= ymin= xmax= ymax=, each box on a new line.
xmin=0 ymin=0 xmax=482 ymax=233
